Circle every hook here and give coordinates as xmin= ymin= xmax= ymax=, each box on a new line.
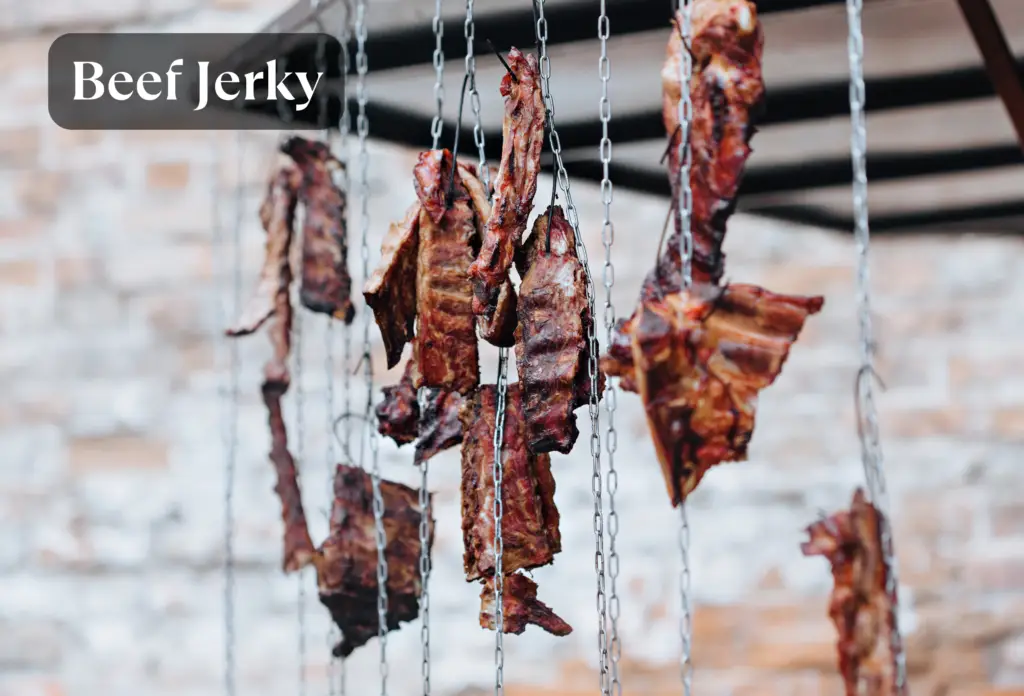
xmin=331 ymin=411 xmax=374 ymax=465
xmin=853 ymin=363 xmax=887 ymax=450
xmin=544 ymin=157 xmax=558 ymax=253
xmin=485 ymin=39 xmax=518 ymax=83
xmin=446 ymin=71 xmax=472 ymax=208
xmin=660 ymin=124 xmax=683 ymax=165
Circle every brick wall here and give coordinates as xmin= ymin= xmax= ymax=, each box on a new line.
xmin=3 ymin=2 xmax=1024 ymax=696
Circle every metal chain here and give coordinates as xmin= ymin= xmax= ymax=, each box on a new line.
xmin=294 ymin=236 xmax=308 ymax=696
xmin=534 ymin=4 xmax=609 ymax=695
xmin=353 ymin=5 xmax=389 ymax=695
xmin=417 ymin=398 xmax=433 ymax=696
xmin=492 ymin=350 xmax=510 ymax=696
xmin=596 ymin=3 xmax=622 ymax=695
xmin=845 ymin=1 xmax=907 ymax=691
xmin=431 ymin=0 xmax=446 ymax=150
xmin=674 ymin=1 xmax=695 ymax=695
xmin=464 ymin=0 xmax=491 ymax=194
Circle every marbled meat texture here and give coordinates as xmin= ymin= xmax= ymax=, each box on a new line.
xmin=364 ymin=202 xmax=421 ymax=369
xmin=281 ymin=136 xmax=355 ymax=323
xmin=460 ymin=383 xmax=561 ymax=581
xmin=376 ymin=357 xmax=421 ymax=446
xmin=602 ymin=283 xmax=822 ymax=506
xmin=414 ymin=151 xmax=480 ymax=394
xmin=468 ymin=47 xmax=546 ymax=319
xmin=514 ymin=207 xmax=591 ymax=455
xmin=227 ymin=161 xmax=300 ymax=338
xmin=479 ymin=572 xmax=572 ymax=637
xmin=313 ymin=464 xmax=433 ymax=658
xmin=802 ymin=489 xmax=905 ymax=696
xmin=262 ymin=379 xmax=315 ymax=573
xmin=658 ymin=0 xmax=764 ymax=289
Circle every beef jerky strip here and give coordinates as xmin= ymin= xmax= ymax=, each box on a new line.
xmin=364 ymin=202 xmax=421 ymax=369
xmin=627 ymin=282 xmax=822 ymax=506
xmin=226 ymin=161 xmax=300 ymax=337
xmin=802 ymin=489 xmax=904 ymax=696
xmin=467 ymin=48 xmax=545 ymax=318
xmin=281 ymin=136 xmax=356 ymax=323
xmin=376 ymin=357 xmax=421 ymax=447
xmin=479 ymin=572 xmax=572 ymax=637
xmin=413 ymin=151 xmax=479 ymax=394
xmin=514 ymin=207 xmax=590 ymax=455
xmin=659 ymin=0 xmax=764 ymax=288
xmin=460 ymin=383 xmax=561 ymax=581
xmin=314 ymin=464 xmax=433 ymax=658
xmin=262 ymin=378 xmax=315 ymax=573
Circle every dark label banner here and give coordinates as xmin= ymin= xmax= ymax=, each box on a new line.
xmin=48 ymin=33 xmax=343 ymax=130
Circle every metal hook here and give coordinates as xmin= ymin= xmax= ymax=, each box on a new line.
xmin=853 ymin=363 xmax=887 ymax=451
xmin=485 ymin=39 xmax=518 ymax=83
xmin=446 ymin=71 xmax=473 ymax=208
xmin=331 ymin=411 xmax=374 ymax=466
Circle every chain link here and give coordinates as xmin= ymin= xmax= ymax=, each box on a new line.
xmin=845 ymin=1 xmax=907 ymax=691
xmin=492 ymin=350 xmax=510 ymax=696
xmin=534 ymin=4 xmax=609 ymax=695
xmin=596 ymin=3 xmax=621 ymax=695
xmin=293 ymin=232 xmax=308 ymax=696
xmin=674 ymin=2 xmax=695 ymax=695
xmin=464 ymin=0 xmax=491 ymax=194
xmin=353 ymin=4 xmax=389 ymax=694
xmin=431 ymin=0 xmax=446 ymax=150
xmin=417 ymin=396 xmax=433 ymax=696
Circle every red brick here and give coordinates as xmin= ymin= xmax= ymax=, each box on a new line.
xmin=0 ymin=260 xmax=40 ymax=287
xmin=0 ymin=126 xmax=40 ymax=167
xmin=146 ymin=161 xmax=191 ymax=190
xmin=68 ymin=435 xmax=169 ymax=472
xmin=992 ymin=408 xmax=1024 ymax=440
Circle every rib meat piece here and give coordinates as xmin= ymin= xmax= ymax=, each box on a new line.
xmin=460 ymin=383 xmax=561 ymax=580
xmin=281 ymin=137 xmax=355 ymax=323
xmin=660 ymin=1 xmax=764 ymax=288
xmin=414 ymin=151 xmax=479 ymax=394
xmin=603 ymin=282 xmax=822 ymax=505
xmin=468 ymin=48 xmax=546 ymax=318
xmin=514 ymin=206 xmax=591 ymax=454
xmin=262 ymin=380 xmax=315 ymax=573
xmin=376 ymin=357 xmax=421 ymax=446
xmin=227 ymin=161 xmax=300 ymax=337
xmin=802 ymin=489 xmax=905 ymax=696
xmin=364 ymin=202 xmax=421 ymax=369
xmin=313 ymin=464 xmax=433 ymax=658
xmin=479 ymin=572 xmax=573 ymax=637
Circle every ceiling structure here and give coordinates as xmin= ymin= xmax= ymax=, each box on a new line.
xmin=221 ymin=0 xmax=1024 ymax=234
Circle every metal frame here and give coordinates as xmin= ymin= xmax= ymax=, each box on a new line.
xmin=217 ymin=0 xmax=1024 ymax=232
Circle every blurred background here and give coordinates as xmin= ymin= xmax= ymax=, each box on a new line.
xmin=2 ymin=0 xmax=1023 ymax=695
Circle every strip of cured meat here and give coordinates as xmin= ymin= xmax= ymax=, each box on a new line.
xmin=262 ymin=379 xmax=315 ymax=573
xmin=413 ymin=151 xmax=479 ymax=394
xmin=479 ymin=572 xmax=572 ymax=637
xmin=460 ymin=383 xmax=561 ymax=581
xmin=314 ymin=464 xmax=433 ymax=658
xmin=602 ymin=282 xmax=822 ymax=505
xmin=658 ymin=0 xmax=764 ymax=289
xmin=364 ymin=202 xmax=421 ymax=369
xmin=468 ymin=47 xmax=546 ymax=319
xmin=802 ymin=489 xmax=905 ymax=696
xmin=514 ymin=206 xmax=591 ymax=454
xmin=227 ymin=162 xmax=300 ymax=337
xmin=376 ymin=358 xmax=421 ymax=446
xmin=281 ymin=136 xmax=356 ymax=324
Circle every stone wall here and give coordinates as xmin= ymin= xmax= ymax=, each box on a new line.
xmin=2 ymin=2 xmax=1024 ymax=696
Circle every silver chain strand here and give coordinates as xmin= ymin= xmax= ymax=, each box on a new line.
xmin=534 ymin=4 xmax=609 ymax=695
xmin=464 ymin=0 xmax=491 ymax=194
xmin=417 ymin=397 xmax=432 ymax=696
xmin=294 ymin=243 xmax=308 ymax=696
xmin=845 ymin=1 xmax=907 ymax=691
xmin=430 ymin=0 xmax=446 ymax=150
xmin=596 ymin=3 xmax=622 ymax=695
xmin=492 ymin=350 xmax=510 ymax=696
xmin=354 ymin=5 xmax=389 ymax=695
xmin=674 ymin=1 xmax=695 ymax=695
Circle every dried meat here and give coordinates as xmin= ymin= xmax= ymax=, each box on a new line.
xmin=364 ymin=202 xmax=421 ymax=369
xmin=802 ymin=489 xmax=904 ymax=696
xmin=376 ymin=358 xmax=421 ymax=446
xmin=603 ymin=282 xmax=822 ymax=505
xmin=460 ymin=383 xmax=561 ymax=580
xmin=468 ymin=48 xmax=545 ymax=318
xmin=479 ymin=572 xmax=572 ymax=637
xmin=281 ymin=137 xmax=355 ymax=323
xmin=313 ymin=464 xmax=433 ymax=658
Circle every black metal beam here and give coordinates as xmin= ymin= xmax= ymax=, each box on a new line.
xmin=747 ymin=199 xmax=1024 ymax=233
xmin=356 ymin=0 xmax=842 ymax=74
xmin=557 ymin=144 xmax=1023 ymax=197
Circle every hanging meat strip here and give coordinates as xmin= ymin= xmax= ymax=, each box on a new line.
xmin=281 ymin=136 xmax=356 ymax=324
xmin=314 ymin=464 xmax=433 ymax=658
xmin=468 ymin=47 xmax=546 ymax=319
xmin=602 ymin=283 xmax=822 ymax=506
xmin=364 ymin=202 xmax=421 ymax=369
xmin=514 ymin=206 xmax=598 ymax=454
xmin=227 ymin=161 xmax=300 ymax=337
xmin=376 ymin=357 xmax=421 ymax=446
xmin=802 ymin=489 xmax=905 ymax=696
xmin=413 ymin=150 xmax=480 ymax=394
xmin=658 ymin=0 xmax=764 ymax=289
xmin=479 ymin=573 xmax=572 ymax=637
